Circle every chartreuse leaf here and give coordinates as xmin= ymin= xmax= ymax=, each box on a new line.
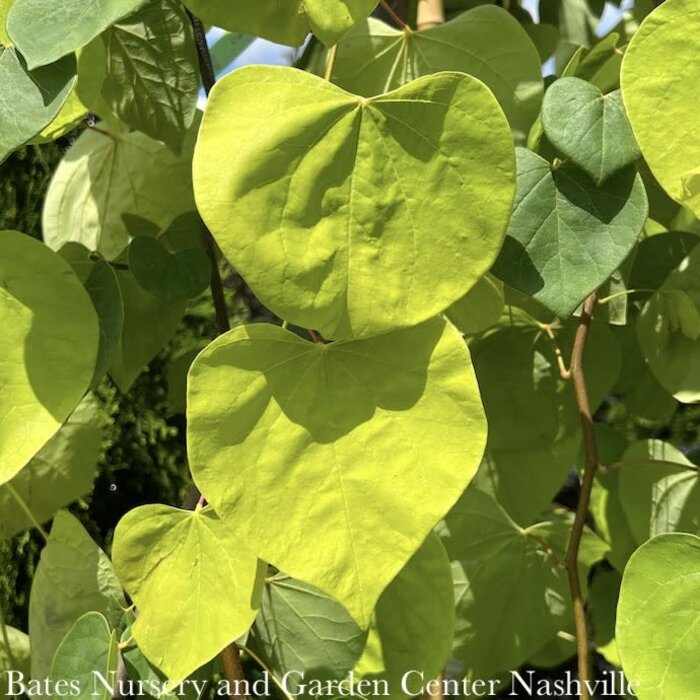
xmin=187 ymin=318 xmax=487 ymax=627
xmin=445 ymin=274 xmax=504 ymax=336
xmin=29 ymin=511 xmax=126 ymax=680
xmin=492 ymin=148 xmax=647 ymax=318
xmin=355 ymin=533 xmax=454 ymax=698
xmin=0 ymin=48 xmax=76 ymax=162
xmin=621 ymin=0 xmax=700 ymax=218
xmin=617 ymin=533 xmax=700 ymax=699
xmin=638 ymin=245 xmax=700 ymax=403
xmin=6 ymin=0 xmax=145 ymax=69
xmin=439 ymin=488 xmax=606 ymax=679
xmin=618 ymin=440 xmax=700 ymax=543
xmin=128 ymin=236 xmax=210 ymax=303
xmin=50 ymin=613 xmax=119 ymax=700
xmin=112 ymin=505 xmax=265 ymax=684
xmin=109 ymin=270 xmax=185 ymax=393
xmin=248 ymin=576 xmax=367 ymax=694
xmin=101 ymin=0 xmax=199 ymax=153
xmin=183 ymin=0 xmax=378 ymax=48
xmin=541 ymin=78 xmax=639 ymax=185
xmin=0 ymin=394 xmax=103 ymax=540
xmin=330 ymin=6 xmax=543 ymax=143
xmin=1 ymin=624 xmax=30 ymax=696
xmin=43 ymin=120 xmax=198 ymax=261
xmin=0 ymin=0 xmax=12 ymax=44
xmin=0 ymin=231 xmax=99 ymax=487
xmin=194 ymin=66 xmax=515 ymax=340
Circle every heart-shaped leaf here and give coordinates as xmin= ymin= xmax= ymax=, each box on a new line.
xmin=194 ymin=66 xmax=515 ymax=339
xmin=542 ymin=77 xmax=639 ymax=185
xmin=621 ymin=0 xmax=700 ymax=218
xmin=330 ymin=6 xmax=544 ymax=143
xmin=128 ymin=236 xmax=211 ymax=303
xmin=0 ymin=231 xmax=99 ymax=488
xmin=112 ymin=504 xmax=266 ymax=684
xmin=492 ymin=148 xmax=647 ymax=317
xmin=617 ymin=533 xmax=700 ymax=699
xmin=183 ymin=0 xmax=378 ymax=48
xmin=0 ymin=48 xmax=76 ymax=162
xmin=187 ymin=318 xmax=487 ymax=627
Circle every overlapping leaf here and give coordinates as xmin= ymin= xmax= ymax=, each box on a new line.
xmin=617 ymin=533 xmax=700 ymax=699
xmin=637 ymin=244 xmax=700 ymax=403
xmin=1 ymin=625 xmax=30 ymax=696
xmin=0 ymin=48 xmax=76 ymax=162
xmin=187 ymin=318 xmax=487 ymax=627
xmin=29 ymin=511 xmax=125 ymax=679
xmin=330 ymin=6 xmax=543 ymax=142
xmin=194 ymin=66 xmax=515 ymax=339
xmin=50 ymin=613 xmax=119 ymax=700
xmin=112 ymin=505 xmax=265 ymax=683
xmin=43 ymin=120 xmax=198 ymax=260
xmin=0 ymin=231 xmax=99 ymax=487
xmin=541 ymin=78 xmax=639 ymax=185
xmin=183 ymin=0 xmax=378 ymax=48
xmin=7 ymin=0 xmax=145 ymax=68
xmin=492 ymin=148 xmax=647 ymax=317
xmin=0 ymin=394 xmax=103 ymax=540
xmin=621 ymin=0 xmax=700 ymax=217
xmin=355 ymin=533 xmax=454 ymax=698
xmin=101 ymin=0 xmax=199 ymax=153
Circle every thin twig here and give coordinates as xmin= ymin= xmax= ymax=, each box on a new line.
xmin=4 ymin=483 xmax=49 ymax=542
xmin=221 ymin=645 xmax=249 ymax=700
xmin=380 ymin=0 xmax=410 ymax=28
xmin=308 ymin=329 xmax=322 ymax=343
xmin=538 ymin=323 xmax=571 ymax=379
xmin=565 ymin=292 xmax=598 ymax=700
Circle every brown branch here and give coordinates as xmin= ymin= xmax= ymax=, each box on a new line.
xmin=379 ymin=0 xmax=409 ymax=28
xmin=565 ymin=292 xmax=598 ymax=700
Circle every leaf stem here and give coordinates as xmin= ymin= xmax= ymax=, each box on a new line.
xmin=4 ymin=483 xmax=49 ymax=542
xmin=565 ymin=292 xmax=598 ymax=700
xmin=0 ymin=606 xmax=17 ymax=670
xmin=602 ymin=458 xmax=699 ymax=474
xmin=324 ymin=44 xmax=338 ymax=82
xmin=380 ymin=0 xmax=410 ymax=29
xmin=538 ymin=323 xmax=571 ymax=379
xmin=597 ymin=288 xmax=655 ymax=305
xmin=240 ymin=645 xmax=295 ymax=700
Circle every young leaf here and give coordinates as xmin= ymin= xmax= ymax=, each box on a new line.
xmin=355 ymin=533 xmax=454 ymax=697
xmin=330 ymin=6 xmax=544 ymax=143
xmin=100 ymin=0 xmax=199 ymax=153
xmin=492 ymin=148 xmax=647 ymax=317
xmin=128 ymin=236 xmax=210 ymax=303
xmin=621 ymin=0 xmax=700 ymax=218
xmin=0 ymin=48 xmax=76 ymax=162
xmin=43 ymin=121 xmax=198 ymax=261
xmin=541 ymin=78 xmax=639 ymax=185
xmin=112 ymin=505 xmax=265 ymax=684
xmin=183 ymin=0 xmax=379 ymax=48
xmin=109 ymin=269 xmax=185 ymax=394
xmin=617 ymin=533 xmax=700 ymax=699
xmin=6 ymin=0 xmax=145 ymax=69
xmin=248 ymin=576 xmax=367 ymax=693
xmin=29 ymin=511 xmax=126 ymax=679
xmin=194 ymin=66 xmax=515 ymax=339
xmin=637 ymin=245 xmax=700 ymax=403
xmin=187 ymin=318 xmax=487 ymax=627
xmin=0 ymin=231 xmax=99 ymax=488
xmin=0 ymin=394 xmax=104 ymax=541
xmin=50 ymin=613 xmax=119 ymax=700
